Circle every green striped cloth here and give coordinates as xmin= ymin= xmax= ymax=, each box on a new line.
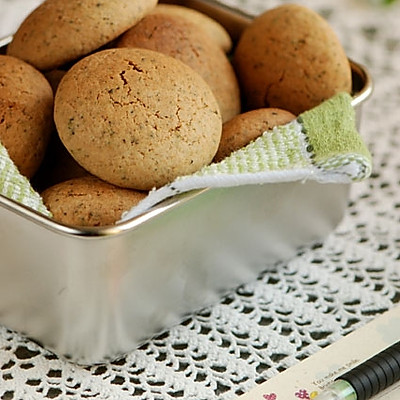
xmin=0 ymin=92 xmax=371 ymax=221
xmin=0 ymin=145 xmax=50 ymax=216
xmin=122 ymin=92 xmax=371 ymax=220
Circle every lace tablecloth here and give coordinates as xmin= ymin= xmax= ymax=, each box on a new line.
xmin=1 ymin=0 xmax=400 ymax=399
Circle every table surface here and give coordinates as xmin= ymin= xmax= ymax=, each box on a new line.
xmin=1 ymin=0 xmax=400 ymax=399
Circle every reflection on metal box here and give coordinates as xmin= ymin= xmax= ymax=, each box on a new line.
xmin=0 ymin=0 xmax=373 ymax=364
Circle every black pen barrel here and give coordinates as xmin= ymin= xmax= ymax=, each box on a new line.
xmin=338 ymin=341 xmax=400 ymax=400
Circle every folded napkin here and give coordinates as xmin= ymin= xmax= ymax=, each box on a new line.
xmin=0 ymin=92 xmax=371 ymax=221
xmin=121 ymin=92 xmax=371 ymax=220
xmin=0 ymin=144 xmax=50 ymax=216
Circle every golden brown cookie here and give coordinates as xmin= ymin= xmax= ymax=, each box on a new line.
xmin=0 ymin=55 xmax=53 ymax=178
xmin=6 ymin=0 xmax=158 ymax=71
xmin=234 ymin=4 xmax=352 ymax=115
xmin=54 ymin=48 xmax=222 ymax=191
xmin=150 ymin=4 xmax=233 ymax=53
xmin=32 ymin=133 xmax=89 ymax=192
xmin=214 ymin=108 xmax=296 ymax=162
xmin=116 ymin=13 xmax=240 ymax=123
xmin=45 ymin=69 xmax=68 ymax=93
xmin=42 ymin=176 xmax=146 ymax=226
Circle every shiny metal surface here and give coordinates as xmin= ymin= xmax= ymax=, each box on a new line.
xmin=0 ymin=181 xmax=351 ymax=363
xmin=0 ymin=0 xmax=373 ymax=363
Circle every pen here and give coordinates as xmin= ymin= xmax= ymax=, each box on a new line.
xmin=314 ymin=340 xmax=400 ymax=400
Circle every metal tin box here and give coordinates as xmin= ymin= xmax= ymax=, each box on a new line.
xmin=0 ymin=1 xmax=373 ymax=364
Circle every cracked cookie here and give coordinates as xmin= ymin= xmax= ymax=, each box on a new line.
xmin=214 ymin=108 xmax=296 ymax=162
xmin=0 ymin=55 xmax=53 ymax=178
xmin=116 ymin=13 xmax=240 ymax=123
xmin=6 ymin=0 xmax=158 ymax=71
xmin=42 ymin=175 xmax=146 ymax=226
xmin=149 ymin=4 xmax=233 ymax=53
xmin=233 ymin=4 xmax=352 ymax=115
xmin=54 ymin=48 xmax=222 ymax=191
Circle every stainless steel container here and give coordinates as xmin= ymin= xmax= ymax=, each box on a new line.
xmin=0 ymin=1 xmax=373 ymax=364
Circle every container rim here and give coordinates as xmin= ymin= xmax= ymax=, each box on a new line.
xmin=349 ymin=59 xmax=373 ymax=108
xmin=0 ymin=10 xmax=373 ymax=239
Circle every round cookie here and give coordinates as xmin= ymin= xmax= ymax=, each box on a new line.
xmin=54 ymin=48 xmax=222 ymax=191
xmin=117 ymin=13 xmax=240 ymax=123
xmin=234 ymin=4 xmax=352 ymax=115
xmin=32 ymin=133 xmax=89 ymax=192
xmin=6 ymin=0 xmax=158 ymax=71
xmin=42 ymin=176 xmax=146 ymax=226
xmin=45 ymin=69 xmax=68 ymax=93
xmin=150 ymin=4 xmax=233 ymax=53
xmin=214 ymin=108 xmax=296 ymax=162
xmin=0 ymin=55 xmax=53 ymax=178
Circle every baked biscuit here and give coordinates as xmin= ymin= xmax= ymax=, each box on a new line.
xmin=234 ymin=4 xmax=352 ymax=114
xmin=42 ymin=176 xmax=146 ymax=226
xmin=117 ymin=13 xmax=240 ymax=123
xmin=32 ymin=133 xmax=89 ymax=192
xmin=0 ymin=55 xmax=53 ymax=178
xmin=150 ymin=4 xmax=232 ymax=53
xmin=214 ymin=108 xmax=296 ymax=162
xmin=6 ymin=0 xmax=158 ymax=71
xmin=54 ymin=48 xmax=222 ymax=190
xmin=45 ymin=69 xmax=68 ymax=93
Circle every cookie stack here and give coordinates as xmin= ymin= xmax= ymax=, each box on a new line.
xmin=0 ymin=0 xmax=352 ymax=226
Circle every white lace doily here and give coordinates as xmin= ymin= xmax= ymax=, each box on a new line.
xmin=1 ymin=0 xmax=400 ymax=399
